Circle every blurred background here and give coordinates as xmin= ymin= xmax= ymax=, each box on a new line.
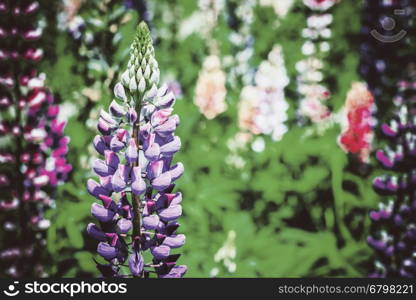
xmin=1 ymin=0 xmax=415 ymax=277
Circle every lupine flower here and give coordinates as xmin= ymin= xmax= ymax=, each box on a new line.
xmin=194 ymin=55 xmax=227 ymax=120
xmin=124 ymin=0 xmax=151 ymax=24
xmin=238 ymin=45 xmax=289 ymax=142
xmin=210 ymin=230 xmax=237 ymax=277
xmin=87 ymin=22 xmax=186 ymax=278
xmin=296 ymin=0 xmax=337 ymax=125
xmin=166 ymin=80 xmax=183 ymax=99
xmin=178 ymin=0 xmax=224 ymax=42
xmin=57 ymin=0 xmax=85 ymax=39
xmin=198 ymin=0 xmax=225 ymax=29
xmin=225 ymin=0 xmax=256 ymax=87
xmin=359 ymin=0 xmax=412 ymax=103
xmin=338 ymin=82 xmax=375 ymax=163
xmin=0 ymin=0 xmax=71 ymax=277
xmin=368 ymin=81 xmax=416 ymax=278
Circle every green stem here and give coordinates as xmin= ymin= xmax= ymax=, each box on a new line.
xmin=131 ymin=97 xmax=142 ymax=242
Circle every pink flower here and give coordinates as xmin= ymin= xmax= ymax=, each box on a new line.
xmin=303 ymin=0 xmax=337 ymax=11
xmin=338 ymin=83 xmax=375 ymax=163
xmin=194 ymin=56 xmax=227 ymax=119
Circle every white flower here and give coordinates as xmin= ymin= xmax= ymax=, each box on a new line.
xmin=58 ymin=102 xmax=78 ymax=123
xmin=307 ymin=14 xmax=333 ymax=28
xmin=33 ymin=175 xmax=49 ymax=187
xmin=238 ymin=45 xmax=290 ymax=141
xmin=30 ymin=128 xmax=47 ymax=141
xmin=302 ymin=41 xmax=316 ymax=55
xmin=214 ymin=230 xmax=237 ymax=273
xmin=37 ymin=219 xmax=51 ymax=230
xmin=251 ymin=137 xmax=265 ymax=152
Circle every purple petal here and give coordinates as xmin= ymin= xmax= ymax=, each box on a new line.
xmin=160 ymin=136 xmax=181 ymax=156
xmin=116 ymin=128 xmax=129 ymax=143
xmin=99 ymin=176 xmax=113 ymax=192
xmin=152 ymin=172 xmax=172 ymax=191
xmin=97 ymin=118 xmax=112 ymax=135
xmin=91 ymin=203 xmax=116 ymax=222
xmin=158 ymin=205 xmax=182 ymax=222
xmin=144 ymin=142 xmax=161 ymax=161
xmin=156 ymin=193 xmax=182 ymax=209
xmin=114 ymin=83 xmax=127 ymax=102
xmin=169 ymin=163 xmax=184 ymax=182
xmin=116 ymin=219 xmax=132 ymax=234
xmin=110 ymin=135 xmax=125 ymax=152
xmin=111 ymin=169 xmax=127 ymax=193
xmin=369 ymin=211 xmax=380 ymax=222
xmin=155 ymin=91 xmax=175 ymax=108
xmin=100 ymin=110 xmax=117 ymax=126
xmin=128 ymin=251 xmax=144 ymax=276
xmin=159 ymin=265 xmax=187 ymax=278
xmin=97 ymin=242 xmax=118 ymax=261
xmin=127 ymin=107 xmax=138 ymax=124
xmin=151 ymin=108 xmax=173 ymax=126
xmin=24 ymin=2 xmax=40 ymax=15
xmin=143 ymin=215 xmax=160 ymax=230
xmin=87 ymin=179 xmax=110 ymax=198
xmin=381 ymin=123 xmax=397 ymax=137
xmin=147 ymin=160 xmax=164 ymax=179
xmin=376 ymin=150 xmax=394 ymax=169
xmin=87 ymin=223 xmax=107 ymax=241
xmin=109 ymin=100 xmax=126 ymax=117
xmin=125 ymin=139 xmax=138 ymax=164
xmin=104 ymin=150 xmax=120 ymax=170
xmin=143 ymin=200 xmax=156 ymax=216
xmin=98 ymin=194 xmax=115 ymax=209
xmin=151 ymin=245 xmax=171 ymax=260
xmin=155 ymin=117 xmax=177 ymax=137
xmin=163 ymin=234 xmax=185 ymax=248
xmin=93 ymin=135 xmax=108 ymax=155
xmin=131 ymin=167 xmax=146 ymax=195
xmin=93 ymin=159 xmax=116 ymax=177
xmin=119 ymin=164 xmax=131 ymax=181
xmin=367 ymin=236 xmax=386 ymax=251
xmin=164 ymin=222 xmax=180 ymax=236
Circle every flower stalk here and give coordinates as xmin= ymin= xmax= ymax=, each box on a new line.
xmin=87 ymin=22 xmax=186 ymax=278
xmin=368 ymin=79 xmax=416 ymax=278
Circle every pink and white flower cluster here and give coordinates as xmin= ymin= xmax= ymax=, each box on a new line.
xmin=238 ymin=45 xmax=289 ymax=142
xmin=296 ymin=1 xmax=338 ymax=124
xmin=194 ymin=55 xmax=228 ymax=119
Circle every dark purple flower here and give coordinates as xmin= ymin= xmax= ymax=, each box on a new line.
xmin=0 ymin=0 xmax=71 ymax=277
xmin=368 ymin=81 xmax=416 ymax=278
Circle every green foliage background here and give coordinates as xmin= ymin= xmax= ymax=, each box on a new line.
xmin=40 ymin=0 xmax=381 ymax=277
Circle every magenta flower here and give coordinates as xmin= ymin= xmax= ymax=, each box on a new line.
xmin=0 ymin=0 xmax=71 ymax=277
xmin=368 ymin=81 xmax=416 ymax=278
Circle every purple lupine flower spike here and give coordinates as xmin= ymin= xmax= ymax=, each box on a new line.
xmin=0 ymin=0 xmax=71 ymax=277
xmin=87 ymin=22 xmax=186 ymax=278
xmin=368 ymin=80 xmax=416 ymax=278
